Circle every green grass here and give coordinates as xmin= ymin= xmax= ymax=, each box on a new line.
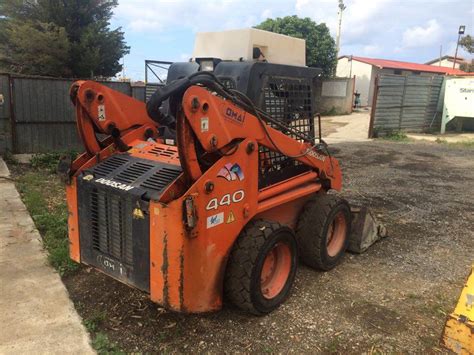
xmin=92 ymin=332 xmax=123 ymax=354
xmin=381 ymin=131 xmax=409 ymax=141
xmin=30 ymin=151 xmax=77 ymax=173
xmin=435 ymin=138 xmax=474 ymax=148
xmin=14 ymin=158 xmax=79 ymax=276
xmin=84 ymin=311 xmax=123 ymax=354
xmin=2 ymin=150 xmax=18 ymax=165
xmin=83 ymin=310 xmax=107 ymax=333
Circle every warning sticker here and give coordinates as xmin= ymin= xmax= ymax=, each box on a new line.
xmin=226 ymin=211 xmax=236 ymax=224
xmin=207 ymin=212 xmax=224 ymax=229
xmin=201 ymin=117 xmax=209 ymax=132
xmin=98 ymin=104 xmax=106 ymax=121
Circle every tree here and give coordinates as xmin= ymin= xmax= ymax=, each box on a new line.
xmin=459 ymin=35 xmax=474 ymax=54
xmin=255 ymin=15 xmax=337 ymax=77
xmin=0 ymin=0 xmax=129 ymax=78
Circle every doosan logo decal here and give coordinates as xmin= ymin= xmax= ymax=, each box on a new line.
xmin=94 ymin=178 xmax=134 ymax=191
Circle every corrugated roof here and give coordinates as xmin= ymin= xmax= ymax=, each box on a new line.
xmin=341 ymin=55 xmax=466 ymax=75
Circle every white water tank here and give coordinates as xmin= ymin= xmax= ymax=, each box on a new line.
xmin=192 ymin=28 xmax=306 ymax=67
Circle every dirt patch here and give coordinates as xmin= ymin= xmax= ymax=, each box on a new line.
xmin=14 ymin=140 xmax=474 ymax=352
xmin=320 ymin=117 xmax=348 ymax=136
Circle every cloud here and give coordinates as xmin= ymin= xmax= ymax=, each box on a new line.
xmin=114 ymin=0 xmax=281 ymax=34
xmin=362 ymin=45 xmax=381 ymax=56
xmin=261 ymin=8 xmax=273 ymax=20
xmin=401 ymin=19 xmax=442 ymax=48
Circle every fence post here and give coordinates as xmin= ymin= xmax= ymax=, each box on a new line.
xmin=368 ymin=75 xmax=379 ymax=138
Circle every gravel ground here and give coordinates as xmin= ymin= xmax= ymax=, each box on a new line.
xmin=64 ymin=140 xmax=474 ymax=353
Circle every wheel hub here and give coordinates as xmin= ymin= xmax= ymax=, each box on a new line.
xmin=260 ymin=242 xmax=291 ymax=299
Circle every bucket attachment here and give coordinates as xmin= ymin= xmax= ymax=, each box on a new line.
xmin=440 ymin=265 xmax=474 ymax=354
xmin=348 ymin=206 xmax=387 ymax=253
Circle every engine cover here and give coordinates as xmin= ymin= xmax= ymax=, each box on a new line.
xmin=76 ymin=154 xmax=182 ymax=292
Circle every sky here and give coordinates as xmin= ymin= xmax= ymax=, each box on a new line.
xmin=110 ymin=0 xmax=474 ymax=80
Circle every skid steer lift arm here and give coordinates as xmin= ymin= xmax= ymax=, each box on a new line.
xmin=67 ymin=81 xmax=159 ymax=175
xmin=69 ymin=79 xmax=342 ymax=191
xmin=178 ymin=85 xmax=342 ymax=190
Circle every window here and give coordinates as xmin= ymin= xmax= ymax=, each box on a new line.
xmin=394 ymin=70 xmax=402 ymax=75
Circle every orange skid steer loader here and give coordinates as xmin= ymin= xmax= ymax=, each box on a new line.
xmin=63 ymin=62 xmax=355 ymax=315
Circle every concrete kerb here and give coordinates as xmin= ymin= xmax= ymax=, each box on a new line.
xmin=0 ymin=157 xmax=95 ymax=354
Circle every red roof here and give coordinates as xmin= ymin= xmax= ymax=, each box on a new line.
xmin=342 ymin=56 xmax=466 ymax=75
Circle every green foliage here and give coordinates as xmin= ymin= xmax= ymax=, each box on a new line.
xmin=255 ymin=15 xmax=337 ymax=77
xmin=84 ymin=310 xmax=107 ymax=333
xmin=16 ymin=169 xmax=79 ymax=275
xmin=2 ymin=150 xmax=18 ymax=165
xmin=30 ymin=151 xmax=77 ymax=173
xmin=0 ymin=20 xmax=70 ymax=76
xmin=459 ymin=60 xmax=474 ymax=73
xmin=381 ymin=131 xmax=409 ymax=141
xmin=459 ymin=34 xmax=474 ymax=54
xmin=92 ymin=332 xmax=123 ymax=354
xmin=0 ymin=0 xmax=129 ymax=78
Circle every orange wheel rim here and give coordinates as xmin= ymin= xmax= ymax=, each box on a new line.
xmin=326 ymin=211 xmax=347 ymax=257
xmin=260 ymin=242 xmax=292 ymax=300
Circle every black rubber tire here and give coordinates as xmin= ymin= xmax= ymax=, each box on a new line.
xmin=224 ymin=220 xmax=298 ymax=315
xmin=296 ymin=193 xmax=351 ymax=271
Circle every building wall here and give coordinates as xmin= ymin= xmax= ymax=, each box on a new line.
xmin=428 ymin=58 xmax=461 ymax=69
xmin=314 ymin=77 xmax=355 ymax=115
xmin=336 ymin=57 xmax=374 ymax=106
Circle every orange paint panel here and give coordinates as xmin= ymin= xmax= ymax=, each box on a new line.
xmin=255 ymin=197 xmax=312 ymax=229
xmin=66 ymin=178 xmax=80 ymax=262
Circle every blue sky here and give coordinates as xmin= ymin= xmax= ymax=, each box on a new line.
xmin=111 ymin=0 xmax=474 ymax=80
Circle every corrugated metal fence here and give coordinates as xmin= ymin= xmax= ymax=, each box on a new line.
xmin=0 ymin=74 xmax=146 ymax=154
xmin=369 ymin=74 xmax=445 ymax=137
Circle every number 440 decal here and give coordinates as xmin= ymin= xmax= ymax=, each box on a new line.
xmin=206 ymin=190 xmax=245 ymax=211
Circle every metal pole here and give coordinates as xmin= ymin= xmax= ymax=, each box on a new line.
xmin=335 ymin=0 xmax=345 ymax=57
xmin=439 ymin=45 xmax=442 ymax=66
xmin=453 ymin=33 xmax=461 ymax=69
xmin=453 ymin=25 xmax=465 ymax=69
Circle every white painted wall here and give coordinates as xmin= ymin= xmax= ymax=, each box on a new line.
xmin=429 ymin=58 xmax=461 ymax=69
xmin=192 ymin=28 xmax=306 ymax=66
xmin=336 ymin=57 xmax=374 ymax=106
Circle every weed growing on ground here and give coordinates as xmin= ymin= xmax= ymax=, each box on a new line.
xmin=381 ymin=131 xmax=409 ymax=141
xmin=84 ymin=310 xmax=107 ymax=333
xmin=15 ymin=169 xmax=78 ymax=275
xmin=2 ymin=150 xmax=18 ymax=165
xmin=435 ymin=138 xmax=474 ymax=148
xmin=92 ymin=332 xmax=123 ymax=354
xmin=30 ymin=151 xmax=77 ymax=173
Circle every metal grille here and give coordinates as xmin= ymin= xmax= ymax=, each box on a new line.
xmin=115 ymin=161 xmax=154 ymax=184
xmin=259 ymin=77 xmax=314 ymax=187
xmin=90 ymin=188 xmax=133 ymax=266
xmin=93 ymin=156 xmax=129 ymax=178
xmin=149 ymin=146 xmax=179 ymax=159
xmin=141 ymin=167 xmax=181 ymax=192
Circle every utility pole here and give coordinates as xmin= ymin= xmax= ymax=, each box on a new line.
xmin=335 ymin=0 xmax=346 ymax=58
xmin=439 ymin=45 xmax=442 ymax=66
xmin=453 ymin=25 xmax=465 ymax=69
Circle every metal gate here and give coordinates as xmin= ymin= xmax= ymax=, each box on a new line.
xmin=0 ymin=74 xmax=12 ymax=153
xmin=369 ymin=74 xmax=445 ymax=137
